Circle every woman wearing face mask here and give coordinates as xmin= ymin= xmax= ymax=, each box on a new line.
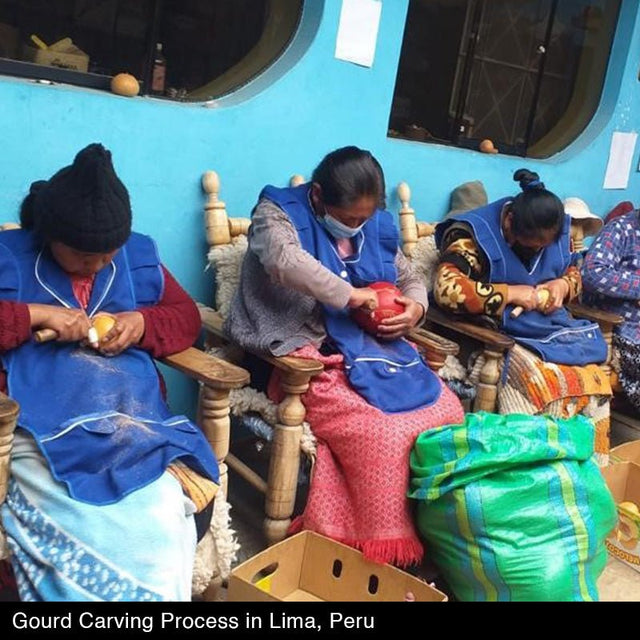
xmin=226 ymin=146 xmax=464 ymax=567
xmin=433 ymin=168 xmax=611 ymax=462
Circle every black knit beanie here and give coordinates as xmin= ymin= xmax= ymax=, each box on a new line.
xmin=29 ymin=143 xmax=132 ymax=252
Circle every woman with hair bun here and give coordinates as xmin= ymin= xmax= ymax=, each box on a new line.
xmin=434 ymin=169 xmax=611 ymax=462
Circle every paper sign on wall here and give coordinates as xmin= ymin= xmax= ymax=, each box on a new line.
xmin=335 ymin=0 xmax=382 ymax=68
xmin=603 ymin=131 xmax=638 ymax=189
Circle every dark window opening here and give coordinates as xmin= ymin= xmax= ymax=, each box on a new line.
xmin=389 ymin=0 xmax=621 ymax=158
xmin=0 ymin=0 xmax=302 ymax=101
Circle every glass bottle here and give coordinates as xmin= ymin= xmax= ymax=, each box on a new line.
xmin=151 ymin=42 xmax=166 ymax=95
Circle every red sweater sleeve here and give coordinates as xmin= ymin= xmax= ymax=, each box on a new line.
xmin=138 ymin=265 xmax=201 ymax=358
xmin=0 ymin=301 xmax=32 ymax=394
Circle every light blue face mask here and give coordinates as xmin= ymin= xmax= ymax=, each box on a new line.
xmin=319 ymin=210 xmax=366 ymax=239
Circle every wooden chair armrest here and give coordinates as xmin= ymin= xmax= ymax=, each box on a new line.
xmin=161 ymin=348 xmax=249 ymax=389
xmin=567 ymin=303 xmax=624 ymax=326
xmin=409 ymin=327 xmax=459 ymax=357
xmin=0 ymin=392 xmax=19 ymax=422
xmin=426 ymin=306 xmax=515 ymax=350
xmin=0 ymin=392 xmax=19 ymax=505
xmin=198 ymin=303 xmax=324 ymax=377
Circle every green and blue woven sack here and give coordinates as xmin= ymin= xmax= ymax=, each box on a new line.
xmin=410 ymin=412 xmax=617 ymax=601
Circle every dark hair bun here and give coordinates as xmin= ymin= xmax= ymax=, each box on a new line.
xmin=513 ymin=168 xmax=544 ymax=192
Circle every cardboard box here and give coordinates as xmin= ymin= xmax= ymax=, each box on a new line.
xmin=228 ymin=531 xmax=448 ymax=602
xmin=601 ymin=462 xmax=640 ymax=572
xmin=21 ymin=42 xmax=89 ymax=72
xmin=611 ymin=440 xmax=640 ymax=465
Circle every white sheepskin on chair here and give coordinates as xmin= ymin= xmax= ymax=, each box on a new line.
xmin=207 ymin=235 xmax=247 ymax=320
xmin=409 ymin=235 xmax=440 ymax=294
xmin=439 ymin=354 xmax=469 ymax=382
xmin=191 ymin=494 xmax=240 ymax=596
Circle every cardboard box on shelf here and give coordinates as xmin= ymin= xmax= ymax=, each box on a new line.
xmin=0 ymin=23 xmax=19 ymax=59
xmin=601 ymin=462 xmax=640 ymax=572
xmin=227 ymin=531 xmax=448 ymax=602
xmin=21 ymin=40 xmax=89 ymax=72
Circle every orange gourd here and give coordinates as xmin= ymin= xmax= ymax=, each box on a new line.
xmin=92 ymin=314 xmax=116 ymax=341
xmin=110 ymin=73 xmax=140 ymax=97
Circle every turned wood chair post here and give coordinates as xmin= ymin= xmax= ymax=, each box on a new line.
xmin=398 ymin=182 xmax=419 ymax=257
xmin=262 ymin=370 xmax=311 ymax=545
xmin=197 ymin=385 xmax=232 ymax=499
xmin=473 ymin=347 xmax=502 ymax=412
xmin=203 ymin=170 xmax=231 ymax=247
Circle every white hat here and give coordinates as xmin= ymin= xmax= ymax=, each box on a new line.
xmin=563 ymin=197 xmax=603 ymax=237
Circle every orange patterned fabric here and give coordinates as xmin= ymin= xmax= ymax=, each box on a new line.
xmin=270 ymin=344 xmax=465 ymax=568
xmin=500 ymin=344 xmax=611 ymax=459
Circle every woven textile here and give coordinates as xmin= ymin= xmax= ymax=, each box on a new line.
xmin=471 ymin=344 xmax=611 ymax=464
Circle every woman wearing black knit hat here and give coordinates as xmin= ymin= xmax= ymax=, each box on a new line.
xmin=0 ymin=143 xmax=219 ymax=601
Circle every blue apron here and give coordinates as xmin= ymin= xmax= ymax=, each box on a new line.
xmin=260 ymin=184 xmax=442 ymax=413
xmin=0 ymin=230 xmax=219 ymax=505
xmin=435 ymin=199 xmax=607 ymax=366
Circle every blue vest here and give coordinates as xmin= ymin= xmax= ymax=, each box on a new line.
xmin=435 ymin=199 xmax=607 ymax=366
xmin=260 ymin=184 xmax=442 ymax=413
xmin=0 ymin=230 xmax=219 ymax=505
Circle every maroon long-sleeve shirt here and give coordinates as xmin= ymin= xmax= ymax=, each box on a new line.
xmin=0 ymin=266 xmax=201 ymax=394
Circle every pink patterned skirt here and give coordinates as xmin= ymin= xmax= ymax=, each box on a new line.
xmin=269 ymin=344 xmax=464 ymax=567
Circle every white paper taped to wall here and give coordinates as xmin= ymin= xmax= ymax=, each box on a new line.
xmin=603 ymin=131 xmax=638 ymax=189
xmin=335 ymin=0 xmax=382 ymax=68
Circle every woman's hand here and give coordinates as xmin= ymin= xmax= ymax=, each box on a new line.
xmin=348 ymin=286 xmax=379 ymax=310
xmin=536 ymin=279 xmax=569 ymax=314
xmin=506 ymin=285 xmax=537 ymax=312
xmin=97 ymin=311 xmax=145 ymax=356
xmin=28 ymin=303 xmax=92 ymax=342
xmin=377 ymin=296 xmax=425 ymax=340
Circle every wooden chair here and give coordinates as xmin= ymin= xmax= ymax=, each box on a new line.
xmin=199 ymin=169 xmax=461 ymax=546
xmin=0 ymin=230 xmax=250 ymax=600
xmin=395 ymin=180 xmax=624 ymax=414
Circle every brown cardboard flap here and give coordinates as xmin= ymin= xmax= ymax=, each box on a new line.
xmin=601 ymin=462 xmax=640 ymax=503
xmin=611 ymin=441 xmax=640 ymax=466
xmin=228 ymin=531 xmax=447 ymax=602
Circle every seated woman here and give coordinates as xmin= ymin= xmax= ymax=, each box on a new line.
xmin=434 ymin=169 xmax=611 ymax=462
xmin=226 ymin=146 xmax=463 ymax=567
xmin=0 ymin=144 xmax=219 ymax=601
xmin=581 ymin=206 xmax=640 ymax=413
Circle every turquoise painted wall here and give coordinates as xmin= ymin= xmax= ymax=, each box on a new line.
xmin=1 ymin=0 xmax=639 ymax=414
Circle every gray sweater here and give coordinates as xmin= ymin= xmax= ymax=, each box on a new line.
xmin=225 ymin=199 xmax=429 ymax=356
